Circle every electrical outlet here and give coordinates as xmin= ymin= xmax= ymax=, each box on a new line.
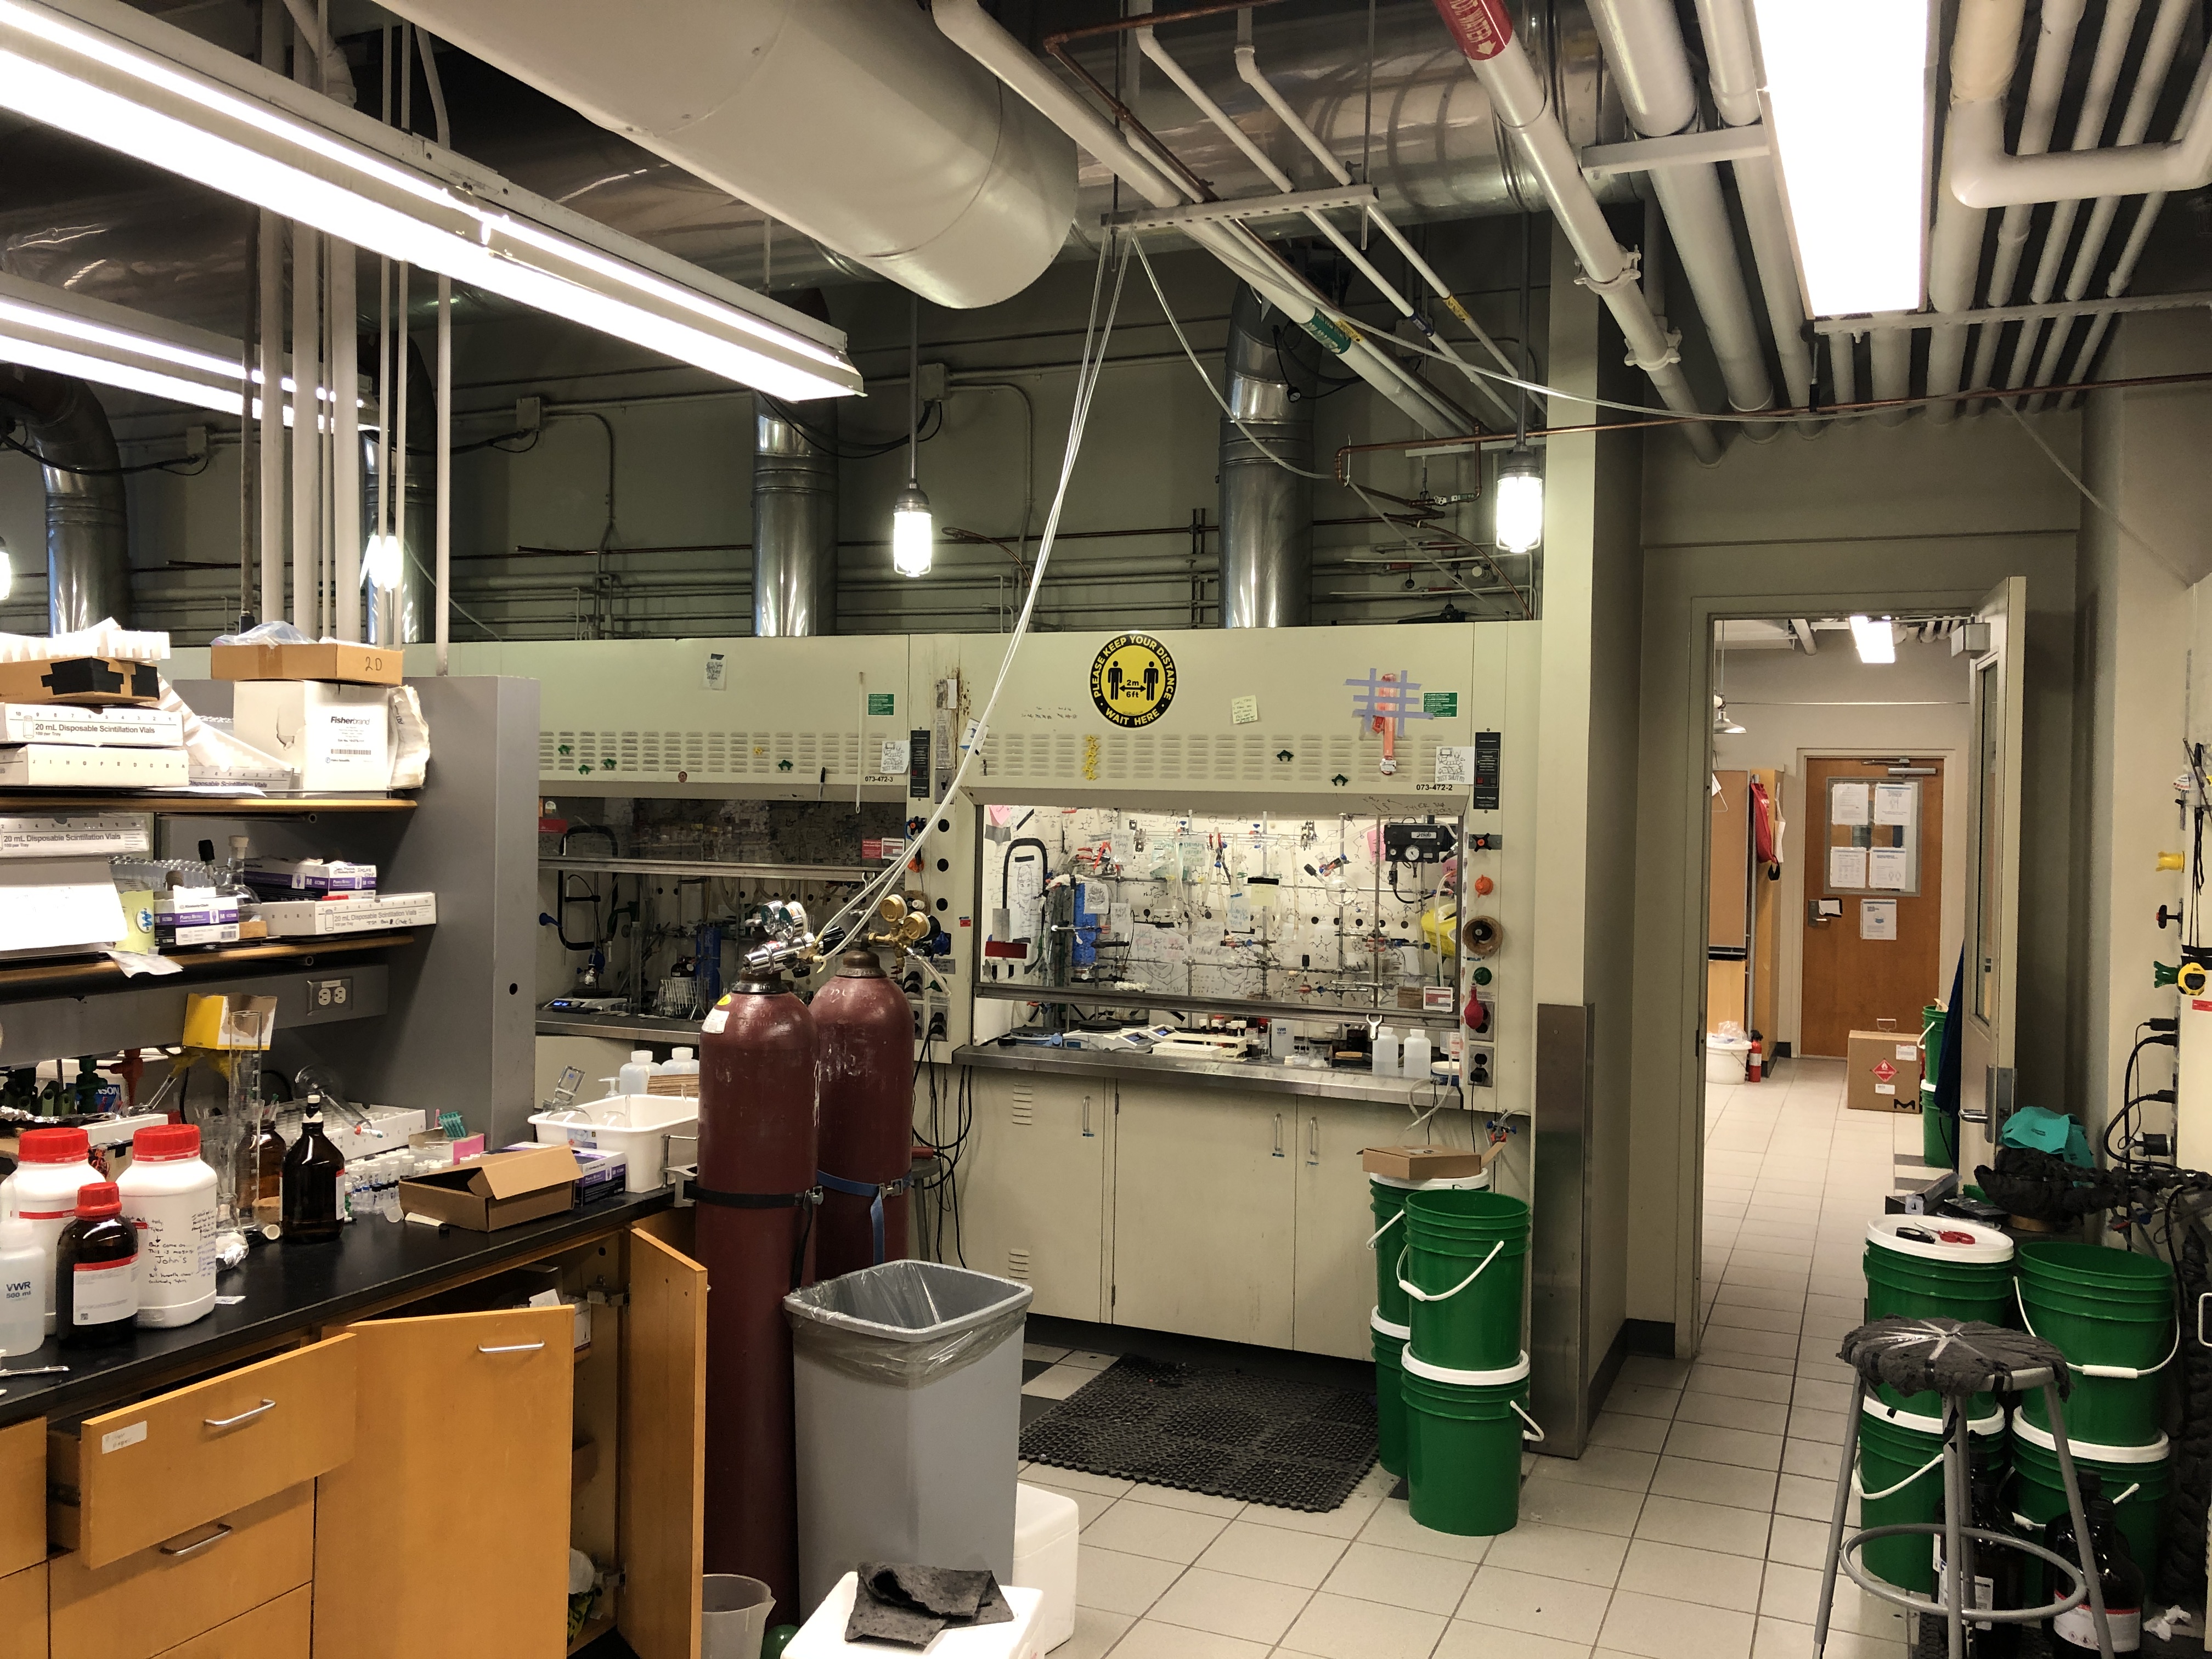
xmin=1465 ymin=1044 xmax=1494 ymax=1088
xmin=307 ymin=976 xmax=352 ymax=1011
xmin=916 ymin=362 xmax=949 ymax=404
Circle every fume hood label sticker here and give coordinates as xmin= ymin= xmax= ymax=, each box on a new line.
xmin=1431 ymin=0 xmax=1513 ymax=61
xmin=881 ymin=739 xmax=912 ymax=774
xmin=1092 ymin=635 xmax=1177 ymax=728
xmin=702 ymin=652 xmax=726 ymax=692
xmin=867 ymin=692 xmax=896 ymax=716
xmin=1424 ymin=692 xmax=1458 ymax=718
xmin=1232 ymin=695 xmax=1259 ymax=726
xmin=1436 ymin=747 xmax=1476 ymax=788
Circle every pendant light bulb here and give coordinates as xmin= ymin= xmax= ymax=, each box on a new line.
xmin=891 ymin=484 xmax=933 ymax=579
xmin=1493 ymin=444 xmax=1544 ymax=555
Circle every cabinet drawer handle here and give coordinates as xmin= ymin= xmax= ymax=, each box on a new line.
xmin=159 ymin=1523 xmax=233 ymax=1559
xmin=1272 ymin=1114 xmax=1284 ymax=1157
xmin=1307 ymin=1116 xmax=1319 ymax=1165
xmin=478 ymin=1340 xmax=547 ymax=1354
xmin=202 ymin=1398 xmax=276 ymax=1430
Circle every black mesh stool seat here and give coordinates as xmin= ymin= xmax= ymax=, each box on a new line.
xmin=1813 ymin=1316 xmax=2114 ymax=1659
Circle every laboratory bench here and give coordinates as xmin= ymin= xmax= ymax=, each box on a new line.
xmin=954 ymin=1038 xmax=1469 ymax=1109
xmin=0 ymin=1187 xmax=707 ymax=1659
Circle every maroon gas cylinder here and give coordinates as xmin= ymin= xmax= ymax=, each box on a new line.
xmin=696 ymin=967 xmax=819 ymax=1622
xmin=809 ymin=945 xmax=915 ymax=1278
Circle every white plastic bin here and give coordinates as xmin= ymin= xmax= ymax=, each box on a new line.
xmin=1011 ymin=1483 xmax=1078 ymax=1652
xmin=1704 ymin=1034 xmax=1752 ymax=1084
xmin=786 ymin=1573 xmax=1043 ymax=1657
xmin=529 ymin=1094 xmax=697 ymax=1192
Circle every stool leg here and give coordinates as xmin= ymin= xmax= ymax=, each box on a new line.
xmin=1813 ymin=1375 xmax=1865 ymax=1657
xmin=2042 ymin=1382 xmax=2114 ymax=1659
xmin=1940 ymin=1400 xmax=1967 ymax=1659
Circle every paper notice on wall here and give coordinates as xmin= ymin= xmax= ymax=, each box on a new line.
xmin=1872 ymin=782 xmax=1915 ymax=826
xmin=1231 ymin=695 xmax=1260 ymax=726
xmin=702 ymin=652 xmax=726 ymax=692
xmin=1867 ymin=847 xmax=1910 ymax=890
xmin=879 ymin=738 xmax=911 ymax=774
xmin=1860 ymin=899 xmax=1899 ymax=940
xmin=1829 ymin=845 xmax=1869 ymax=889
xmin=1437 ymin=747 xmax=1476 ymax=787
xmin=1830 ymin=782 xmax=1871 ymax=826
xmin=1108 ymin=902 xmax=1133 ymax=942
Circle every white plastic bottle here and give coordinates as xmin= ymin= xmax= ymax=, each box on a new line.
xmin=1402 ymin=1031 xmax=1433 ymax=1080
xmin=616 ymin=1049 xmax=655 ymax=1096
xmin=117 ymin=1123 xmax=218 ymax=1327
xmin=0 ymin=1217 xmax=42 ymax=1356
xmin=664 ymin=1046 xmax=699 ymax=1077
xmin=0 ymin=1125 xmax=101 ymax=1334
xmin=1373 ymin=1026 xmax=1399 ymax=1076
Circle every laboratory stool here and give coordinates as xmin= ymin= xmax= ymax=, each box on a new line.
xmin=786 ymin=1572 xmax=1045 ymax=1658
xmin=1814 ymin=1315 xmax=2114 ymax=1659
xmin=1010 ymin=1482 xmax=1080 ymax=1651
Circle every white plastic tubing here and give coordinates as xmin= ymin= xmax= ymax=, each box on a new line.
xmin=932 ymin=0 xmax=1471 ymax=440
xmin=1427 ymin=0 xmax=1723 ymax=462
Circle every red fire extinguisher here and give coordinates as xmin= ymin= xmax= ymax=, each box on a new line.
xmin=1747 ymin=1036 xmax=1763 ymax=1084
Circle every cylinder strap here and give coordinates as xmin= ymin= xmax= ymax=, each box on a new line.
xmin=692 ymin=1184 xmax=823 ymax=1290
xmin=2015 ymin=1280 xmax=2180 ymax=1378
xmin=1366 ymin=1209 xmax=1404 ymax=1249
xmin=817 ymin=1170 xmax=912 ymax=1267
xmin=1396 ymin=1238 xmax=1504 ymax=1303
xmin=1511 ymin=1400 xmax=1547 ymax=1443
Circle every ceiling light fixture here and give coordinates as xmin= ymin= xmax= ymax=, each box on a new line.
xmin=1750 ymin=0 xmax=1934 ymax=317
xmin=1493 ymin=444 xmax=1544 ymax=555
xmin=0 ymin=0 xmax=862 ymax=402
xmin=892 ymin=294 xmax=932 ymax=579
xmin=1849 ymin=614 xmax=1897 ymax=664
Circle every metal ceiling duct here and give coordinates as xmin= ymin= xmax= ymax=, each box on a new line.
xmin=1217 ymin=286 xmax=1313 ymax=629
xmin=0 ymin=364 xmax=130 ymax=630
xmin=752 ymin=410 xmax=837 ymax=636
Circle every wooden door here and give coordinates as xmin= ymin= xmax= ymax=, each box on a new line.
xmin=1801 ymin=756 xmax=1945 ymax=1057
xmin=1292 ymin=1103 xmax=1420 ymax=1359
xmin=1111 ymin=1081 xmax=1296 ymax=1347
xmin=313 ymin=1306 xmax=573 ymax=1658
xmin=620 ymin=1229 xmax=708 ymax=1659
xmin=958 ymin=1071 xmax=1110 ymax=1320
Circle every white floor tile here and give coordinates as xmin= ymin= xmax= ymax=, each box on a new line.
xmin=1146 ymin=1565 xmax=1306 ymax=1644
xmin=1109 ymin=1618 xmax=1271 ymax=1658
xmin=1190 ymin=1519 xmax=1348 ymax=1589
xmin=1022 ymin=1362 xmax=1101 ymax=1401
xmin=1023 ymin=1342 xmax=1071 ymax=1363
xmin=1356 ymin=1497 xmax=1494 ymax=1564
xmin=1674 ymin=1392 xmax=1790 ymax=1436
xmin=1081 ymin=1499 xmax=1230 ymax=1564
xmin=1587 ymin=1410 xmax=1671 ymax=1454
xmin=1618 ymin=1537 xmax=1767 ymax=1613
xmin=1597 ymin=1588 xmax=1756 ymax=1659
xmin=1026 ymin=1479 xmax=1116 ymax=1531
xmin=1319 ymin=1539 xmax=1479 ymax=1615
xmin=1278 ymin=1589 xmax=1451 ymax=1658
xmin=1053 ymin=1605 xmax=1133 ymax=1659
xmin=1634 ymin=1492 xmax=1773 ymax=1558
xmin=1685 ymin=1363 xmax=1795 ymax=1404
xmin=1608 ymin=1383 xmax=1684 ymax=1420
xmin=1516 ymin=1473 xmax=1646 ymax=1536
xmin=1457 ymin=1565 xmax=1612 ymax=1646
xmin=1661 ymin=1421 xmax=1785 ymax=1471
xmin=1124 ymin=1481 xmax=1244 ymax=1519
xmin=1074 ymin=1544 xmax=1182 ymax=1615
xmin=1481 ymin=1521 xmax=1629 ymax=1588
xmin=1646 ymin=1457 xmax=1779 ymax=1515
xmin=1433 ymin=1623 xmax=1595 ymax=1659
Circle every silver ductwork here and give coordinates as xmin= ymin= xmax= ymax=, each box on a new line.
xmin=0 ymin=365 xmax=130 ymax=631
xmin=1217 ymin=286 xmax=1312 ymax=630
xmin=752 ymin=405 xmax=837 ymax=637
xmin=364 ymin=335 xmax=433 ymax=646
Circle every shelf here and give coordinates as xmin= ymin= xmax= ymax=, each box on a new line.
xmin=567 ymin=1614 xmax=615 ymax=1656
xmin=0 ymin=794 xmax=415 ymax=816
xmin=972 ymin=979 xmax=1463 ymax=1030
xmin=0 ymin=931 xmax=417 ymax=995
xmin=541 ymin=854 xmax=877 ymax=881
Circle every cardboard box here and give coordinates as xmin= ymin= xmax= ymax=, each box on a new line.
xmin=244 ymin=857 xmax=375 ymax=893
xmin=0 ymin=816 xmax=150 ymax=859
xmin=230 ymin=680 xmax=393 ymax=792
xmin=399 ymin=1144 xmax=580 ymax=1231
xmin=1361 ymin=1142 xmax=1504 ymax=1181
xmin=1848 ymin=1027 xmax=1925 ymax=1113
xmin=0 ymin=704 xmax=181 ymax=747
xmin=153 ymin=885 xmax=240 ymax=947
xmin=0 ymin=657 xmax=162 ymax=707
xmin=211 ymin=642 xmax=404 ymax=686
xmin=0 ymin=745 xmax=188 ymax=788
xmin=258 ymin=890 xmax=435 ymax=936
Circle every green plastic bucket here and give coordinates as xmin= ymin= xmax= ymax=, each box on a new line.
xmin=1401 ymin=1349 xmax=1538 ymax=1536
xmin=1369 ymin=1171 xmax=1490 ymax=1330
xmin=1372 ymin=1308 xmax=1411 ymax=1479
xmin=2015 ymin=1242 xmax=2176 ymax=1447
xmin=1401 ymin=1189 xmax=1528 ymax=1373
xmin=1920 ymin=1002 xmax=1952 ymax=1168
xmin=2009 ymin=1414 xmax=2168 ymax=1601
xmin=1855 ymin=1396 xmax=2008 ymax=1595
xmin=1861 ymin=1215 xmax=2015 ymax=1417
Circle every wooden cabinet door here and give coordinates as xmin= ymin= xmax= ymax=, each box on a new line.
xmin=957 ymin=1071 xmax=1110 ymax=1319
xmin=1293 ymin=1103 xmax=1417 ymax=1360
xmin=312 ymin=1306 xmax=572 ymax=1659
xmin=0 ymin=1560 xmax=46 ymax=1657
xmin=618 ymin=1229 xmax=707 ymax=1659
xmin=1111 ymin=1082 xmax=1295 ymax=1347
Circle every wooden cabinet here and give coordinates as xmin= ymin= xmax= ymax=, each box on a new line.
xmin=0 ymin=1561 xmax=47 ymax=1657
xmin=0 ymin=1418 xmax=44 ymax=1580
xmin=1110 ymin=1081 xmax=1296 ymax=1347
xmin=960 ymin=1070 xmax=1111 ymax=1320
xmin=155 ymin=1586 xmax=309 ymax=1659
xmin=617 ymin=1228 xmax=708 ymax=1659
xmin=1293 ymin=1103 xmax=1413 ymax=1361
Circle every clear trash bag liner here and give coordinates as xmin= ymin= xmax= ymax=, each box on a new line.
xmin=210 ymin=619 xmax=312 ymax=646
xmin=784 ymin=1260 xmax=1032 ymax=1389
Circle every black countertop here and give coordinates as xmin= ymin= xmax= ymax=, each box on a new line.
xmin=1 ymin=1188 xmax=670 ymax=1427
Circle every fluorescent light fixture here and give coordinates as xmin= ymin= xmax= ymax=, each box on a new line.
xmin=1751 ymin=0 xmax=1933 ymax=317
xmin=1493 ymin=445 xmax=1544 ymax=555
xmin=362 ymin=534 xmax=404 ymax=591
xmin=0 ymin=0 xmax=862 ymax=402
xmin=1849 ymin=614 xmax=1897 ymax=664
xmin=891 ymin=486 xmax=934 ymax=579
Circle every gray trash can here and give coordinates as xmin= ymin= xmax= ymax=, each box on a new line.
xmin=784 ymin=1260 xmax=1034 ymax=1614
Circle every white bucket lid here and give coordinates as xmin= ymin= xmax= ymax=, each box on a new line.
xmin=1403 ymin=1348 xmax=1530 ymax=1386
xmin=1865 ymin=1214 xmax=2015 ymax=1263
xmin=1859 ymin=1393 xmax=2006 ymax=1437
xmin=1370 ymin=1307 xmax=1411 ymax=1341
xmin=2010 ymin=1413 xmax=2170 ymax=1463
xmin=1707 ymin=1034 xmax=1752 ymax=1053
xmin=1370 ymin=1171 xmax=1491 ymax=1191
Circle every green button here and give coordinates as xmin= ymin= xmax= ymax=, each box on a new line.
xmin=1472 ymin=966 xmax=1492 ymax=985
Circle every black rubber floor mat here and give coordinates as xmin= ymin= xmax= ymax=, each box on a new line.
xmin=1019 ymin=1355 xmax=1377 ymax=1512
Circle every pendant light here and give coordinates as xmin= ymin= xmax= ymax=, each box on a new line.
xmin=891 ymin=292 xmax=932 ymax=578
xmin=1494 ymin=213 xmax=1543 ymax=556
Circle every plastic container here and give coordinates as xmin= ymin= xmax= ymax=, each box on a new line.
xmin=783 ymin=1259 xmax=1034 ymax=1612
xmin=701 ymin=1573 xmax=774 ymax=1659
xmin=1705 ymin=1033 xmax=1752 ymax=1082
xmin=2009 ymin=1414 xmax=2167 ymax=1601
xmin=56 ymin=1182 xmax=137 ymax=1346
xmin=0 ymin=1126 xmax=100 ymax=1334
xmin=117 ymin=1123 xmax=218 ymax=1328
xmin=1011 ymin=1482 xmax=1079 ymax=1653
xmin=1372 ymin=1307 xmax=1411 ymax=1478
xmin=1919 ymin=1002 xmax=1953 ymax=1168
xmin=1373 ymin=1027 xmax=1399 ymax=1077
xmin=1854 ymin=1395 xmax=2007 ymax=1594
xmin=531 ymin=1094 xmax=701 ymax=1192
xmin=1402 ymin=1032 xmax=1433 ymax=1079
xmin=1401 ymin=1349 xmax=1538 ymax=1536
xmin=1860 ymin=1215 xmax=2013 ymax=1418
xmin=1400 ymin=1188 xmax=1530 ymax=1372
xmin=617 ymin=1050 xmax=656 ymax=1096
xmin=664 ymin=1046 xmax=699 ymax=1078
xmin=2016 ymin=1241 xmax=2176 ymax=1447
xmin=0 ymin=1217 xmax=43 ymax=1356
xmin=1368 ymin=1170 xmax=1492 ymax=1330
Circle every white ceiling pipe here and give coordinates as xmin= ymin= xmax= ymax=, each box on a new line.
xmin=1426 ymin=2 xmax=1722 ymax=463
xmin=1961 ymin=0 xmax=2088 ymax=413
xmin=2056 ymin=191 xmax=2166 ymax=408
xmin=1830 ymin=333 xmax=1859 ymax=408
xmin=1691 ymin=0 xmax=1815 ymax=416
xmin=1923 ymin=0 xmax=2028 ymax=426
xmin=2027 ymin=0 xmax=2193 ymax=401
xmin=932 ymin=0 xmax=1470 ymax=440
xmin=1587 ymin=0 xmax=1777 ymax=430
xmin=1869 ymin=326 xmax=1910 ymax=427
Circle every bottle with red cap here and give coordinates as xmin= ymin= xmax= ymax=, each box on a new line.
xmin=56 ymin=1183 xmax=137 ymax=1346
xmin=0 ymin=1126 xmax=100 ymax=1335
xmin=118 ymin=1124 xmax=218 ymax=1328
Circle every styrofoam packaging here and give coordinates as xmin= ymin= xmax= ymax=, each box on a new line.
xmin=244 ymin=857 xmax=377 ymax=893
xmin=0 ymin=744 xmax=188 ymax=788
xmin=258 ymin=891 xmax=435 ymax=936
xmin=229 ymin=680 xmax=393 ymax=792
xmin=529 ymin=1094 xmax=698 ymax=1192
xmin=153 ymin=887 xmax=240 ymax=947
xmin=0 ymin=704 xmax=182 ymax=747
xmin=330 ymin=1108 xmax=427 ymax=1164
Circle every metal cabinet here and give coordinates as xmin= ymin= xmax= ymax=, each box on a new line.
xmin=1293 ymin=1102 xmax=1417 ymax=1360
xmin=959 ymin=1069 xmax=1112 ymax=1319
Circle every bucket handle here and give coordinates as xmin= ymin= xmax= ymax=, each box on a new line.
xmin=1396 ymin=1239 xmax=1504 ymax=1304
xmin=1852 ymin=1444 xmax=1948 ymax=1503
xmin=1367 ymin=1209 xmax=1403 ymax=1250
xmin=2015 ymin=1280 xmax=2180 ymax=1378
xmin=1510 ymin=1401 xmax=1546 ymax=1443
